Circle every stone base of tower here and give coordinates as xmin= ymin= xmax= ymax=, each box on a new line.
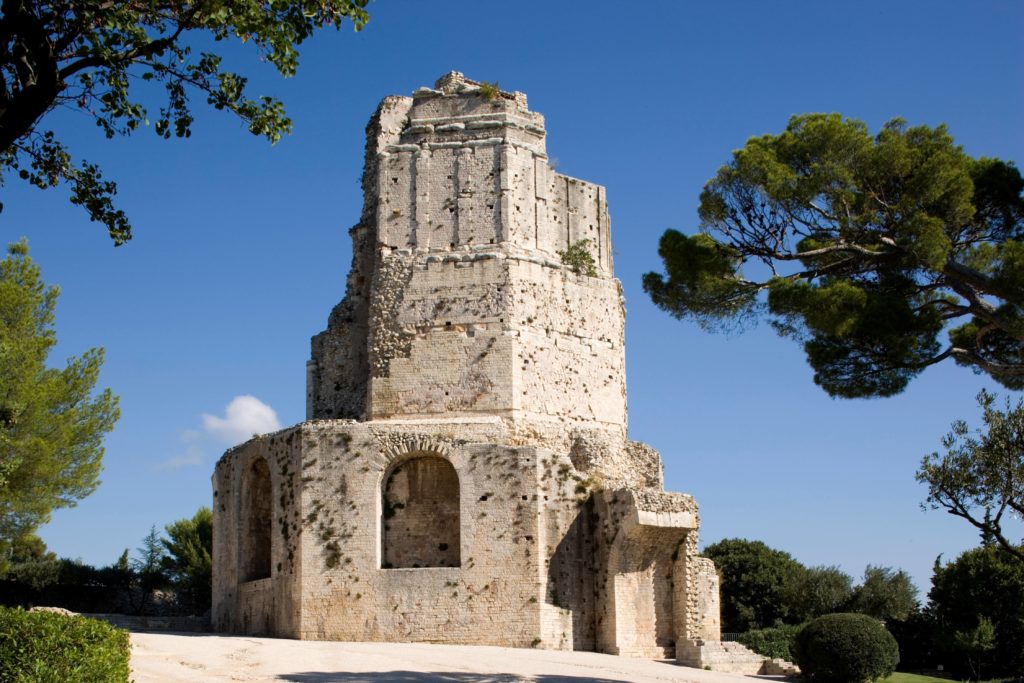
xmin=211 ymin=418 xmax=721 ymax=655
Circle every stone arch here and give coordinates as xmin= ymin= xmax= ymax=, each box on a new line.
xmin=240 ymin=456 xmax=272 ymax=582
xmin=381 ymin=453 xmax=460 ymax=568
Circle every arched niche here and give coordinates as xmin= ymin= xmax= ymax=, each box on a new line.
xmin=240 ymin=457 xmax=272 ymax=582
xmin=381 ymin=455 xmax=460 ymax=568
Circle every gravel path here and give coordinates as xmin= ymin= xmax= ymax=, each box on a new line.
xmin=130 ymin=633 xmax=779 ymax=683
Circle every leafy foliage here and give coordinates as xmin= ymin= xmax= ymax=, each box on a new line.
xmin=784 ymin=565 xmax=855 ymax=623
xmin=4 ymin=559 xmax=59 ymax=594
xmin=161 ymin=507 xmax=212 ymax=614
xmin=557 ymin=238 xmax=599 ymax=277
xmin=736 ymin=623 xmax=802 ymax=661
xmin=0 ymin=1 xmax=371 ymax=243
xmin=2 ymin=513 xmax=212 ymax=616
xmin=954 ymin=616 xmax=997 ymax=681
xmin=929 ymin=544 xmax=1024 ymax=677
xmin=848 ymin=565 xmax=919 ymax=622
xmin=918 ymin=390 xmax=1024 ymax=562
xmin=0 ymin=606 xmax=131 ymax=682
xmin=703 ymin=538 xmax=806 ymax=631
xmin=0 ymin=240 xmax=118 ymax=554
xmin=707 ymin=537 xmax=921 ymax=642
xmin=793 ymin=613 xmax=899 ymax=683
xmin=130 ymin=527 xmax=168 ymax=611
xmin=885 ymin=610 xmax=940 ymax=672
xmin=1 ymin=531 xmax=55 ymax=579
xmin=644 ymin=114 xmax=1024 ymax=397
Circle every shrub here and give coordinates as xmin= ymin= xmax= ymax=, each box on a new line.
xmin=737 ymin=623 xmax=802 ymax=660
xmin=478 ymin=81 xmax=501 ymax=100
xmin=929 ymin=544 xmax=1024 ymax=678
xmin=557 ymin=239 xmax=598 ymax=277
xmin=0 ymin=606 xmax=131 ymax=682
xmin=794 ymin=613 xmax=898 ymax=683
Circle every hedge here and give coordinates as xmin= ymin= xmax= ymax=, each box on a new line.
xmin=0 ymin=607 xmax=131 ymax=682
xmin=737 ymin=623 xmax=802 ymax=660
xmin=794 ymin=612 xmax=898 ymax=683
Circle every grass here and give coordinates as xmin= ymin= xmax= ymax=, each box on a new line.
xmin=882 ymin=674 xmax=951 ymax=683
xmin=881 ymin=674 xmax=1005 ymax=683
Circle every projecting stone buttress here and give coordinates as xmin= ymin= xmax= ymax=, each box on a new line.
xmin=212 ymin=72 xmax=731 ymax=666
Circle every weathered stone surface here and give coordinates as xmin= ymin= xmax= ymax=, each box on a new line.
xmin=213 ymin=72 xmax=728 ymax=665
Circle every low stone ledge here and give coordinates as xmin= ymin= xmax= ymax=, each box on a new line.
xmin=81 ymin=613 xmax=211 ymax=633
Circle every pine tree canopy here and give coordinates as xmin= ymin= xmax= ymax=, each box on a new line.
xmin=644 ymin=114 xmax=1024 ymax=398
xmin=0 ymin=239 xmax=119 ymax=556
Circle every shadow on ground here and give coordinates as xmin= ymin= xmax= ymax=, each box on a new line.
xmin=278 ymin=672 xmax=630 ymax=683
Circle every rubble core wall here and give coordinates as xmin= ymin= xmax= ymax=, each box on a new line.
xmin=308 ymin=96 xmax=413 ymax=421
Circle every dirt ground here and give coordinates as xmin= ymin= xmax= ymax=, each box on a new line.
xmin=130 ymin=633 xmax=778 ymax=683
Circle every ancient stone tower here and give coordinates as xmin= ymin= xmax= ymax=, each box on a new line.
xmin=212 ymin=73 xmax=726 ymax=664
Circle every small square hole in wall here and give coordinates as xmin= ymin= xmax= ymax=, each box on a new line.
xmin=479 ymin=495 xmax=488 ymax=501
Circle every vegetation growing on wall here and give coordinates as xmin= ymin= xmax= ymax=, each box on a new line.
xmin=558 ymin=239 xmax=599 ymax=277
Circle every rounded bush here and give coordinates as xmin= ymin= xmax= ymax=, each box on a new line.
xmin=0 ymin=606 xmax=131 ymax=682
xmin=794 ymin=613 xmax=899 ymax=683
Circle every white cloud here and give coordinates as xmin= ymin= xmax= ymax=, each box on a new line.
xmin=202 ymin=395 xmax=281 ymax=446
xmin=156 ymin=444 xmax=204 ymax=471
xmin=154 ymin=395 xmax=281 ymax=470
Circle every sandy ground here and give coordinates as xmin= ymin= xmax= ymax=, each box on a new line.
xmin=130 ymin=633 xmax=779 ymax=683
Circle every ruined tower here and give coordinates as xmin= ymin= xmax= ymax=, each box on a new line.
xmin=212 ymin=73 xmax=726 ymax=664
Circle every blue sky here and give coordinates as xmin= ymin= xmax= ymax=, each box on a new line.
xmin=3 ymin=1 xmax=1022 ymax=595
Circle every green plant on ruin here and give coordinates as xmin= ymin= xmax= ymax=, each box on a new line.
xmin=478 ymin=81 xmax=501 ymax=101
xmin=558 ymin=239 xmax=599 ymax=276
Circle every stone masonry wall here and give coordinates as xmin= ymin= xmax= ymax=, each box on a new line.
xmin=293 ymin=421 xmax=552 ymax=644
xmin=215 ymin=73 xmax=723 ymax=662
xmin=212 ymin=430 xmax=305 ymax=636
xmin=363 ymin=252 xmax=626 ymax=431
xmin=309 ymin=72 xmax=624 ymax=431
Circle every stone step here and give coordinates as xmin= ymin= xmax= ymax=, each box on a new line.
xmin=678 ymin=639 xmax=800 ymax=676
